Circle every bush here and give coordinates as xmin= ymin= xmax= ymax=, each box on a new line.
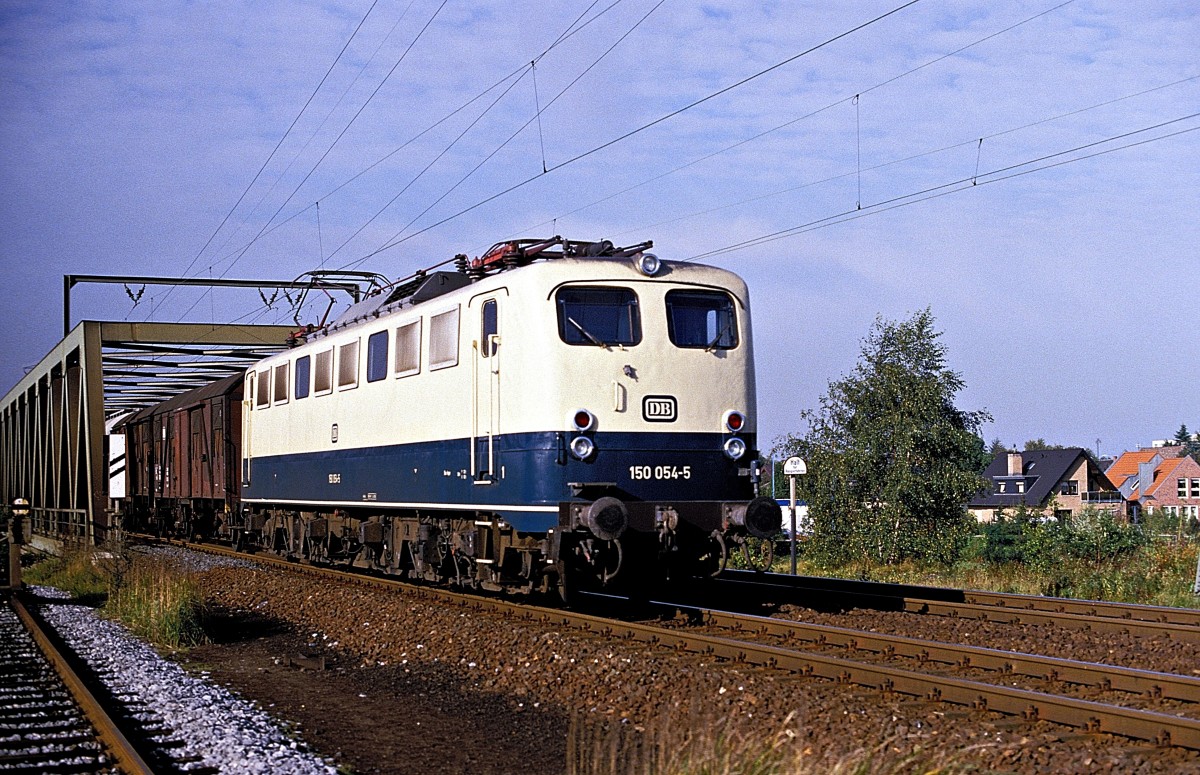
xmin=106 ymin=556 xmax=207 ymax=647
xmin=24 ymin=550 xmax=107 ymax=604
xmin=25 ymin=546 xmax=206 ymax=647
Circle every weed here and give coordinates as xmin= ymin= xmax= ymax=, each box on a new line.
xmin=567 ymin=708 xmax=972 ymax=775
xmin=25 ymin=545 xmax=206 ymax=647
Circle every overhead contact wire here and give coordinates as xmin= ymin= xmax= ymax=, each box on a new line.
xmin=206 ymin=0 xmax=421 ymax=270
xmin=511 ymin=0 xmax=1078 ymax=237
xmin=148 ymin=0 xmax=381 ymax=321
xmin=685 ymin=113 xmax=1200 ymax=261
xmin=611 ymin=74 xmax=1200 ymax=239
xmin=226 ymin=0 xmax=452 ymax=269
xmin=215 ymin=0 xmax=625 ymax=274
xmin=363 ymin=0 xmax=925 ymax=260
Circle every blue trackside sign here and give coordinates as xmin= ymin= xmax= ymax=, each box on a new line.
xmin=642 ymin=395 xmax=677 ymax=422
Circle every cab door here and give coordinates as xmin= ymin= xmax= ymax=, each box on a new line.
xmin=241 ymin=372 xmax=254 ymax=487
xmin=472 ymin=296 xmax=501 ymax=481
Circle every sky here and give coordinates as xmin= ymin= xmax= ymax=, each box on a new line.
xmin=0 ymin=0 xmax=1196 ymax=458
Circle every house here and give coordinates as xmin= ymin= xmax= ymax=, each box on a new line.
xmin=968 ymin=448 xmax=1124 ymax=522
xmin=1105 ymin=448 xmax=1200 ymax=522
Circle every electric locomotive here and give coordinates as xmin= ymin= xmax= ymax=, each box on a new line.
xmin=128 ymin=238 xmax=780 ymax=597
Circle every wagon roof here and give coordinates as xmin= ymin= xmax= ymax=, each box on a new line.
xmin=115 ymin=373 xmax=242 ymax=427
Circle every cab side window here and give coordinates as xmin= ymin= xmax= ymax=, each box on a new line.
xmin=481 ymin=300 xmax=498 ymax=357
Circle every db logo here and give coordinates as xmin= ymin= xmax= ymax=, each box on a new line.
xmin=642 ymin=395 xmax=677 ymax=422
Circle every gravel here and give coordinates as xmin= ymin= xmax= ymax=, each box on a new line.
xmin=195 ymin=564 xmax=1200 ymax=774
xmin=770 ymin=603 xmax=1200 ymax=678
xmin=28 ymin=585 xmax=337 ymax=774
xmin=134 ymin=543 xmax=258 ymax=573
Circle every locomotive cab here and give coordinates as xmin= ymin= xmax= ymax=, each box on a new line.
xmin=483 ymin=255 xmax=780 ymax=591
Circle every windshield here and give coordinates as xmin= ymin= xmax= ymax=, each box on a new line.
xmin=665 ymin=290 xmax=738 ymax=350
xmin=555 ymin=287 xmax=641 ymax=347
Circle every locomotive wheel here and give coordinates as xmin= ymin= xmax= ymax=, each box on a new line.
xmin=740 ymin=535 xmax=774 ymax=573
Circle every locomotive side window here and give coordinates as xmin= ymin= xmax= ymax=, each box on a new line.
xmin=314 ymin=349 xmax=333 ymax=395
xmin=395 ymin=320 xmax=421 ymax=377
xmin=273 ymin=362 xmax=289 ymax=404
xmin=255 ymin=368 xmax=270 ymax=408
xmin=555 ymin=287 xmax=641 ymax=347
xmin=295 ymin=355 xmax=310 ymax=399
xmin=366 ymin=331 xmax=388 ymax=383
xmin=481 ymin=300 xmax=498 ymax=357
xmin=429 ymin=307 xmax=460 ymax=370
xmin=665 ymin=290 xmax=738 ymax=350
xmin=338 ymin=340 xmax=359 ymax=389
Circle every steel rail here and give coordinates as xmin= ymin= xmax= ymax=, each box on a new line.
xmin=668 ymin=602 xmax=1200 ymax=704
xmin=12 ymin=592 xmax=156 ymax=775
xmin=162 ymin=539 xmax=1200 ymax=750
xmin=719 ymin=571 xmax=1200 ymax=643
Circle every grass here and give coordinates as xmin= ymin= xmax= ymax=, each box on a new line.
xmin=778 ymin=537 xmax=1200 ymax=609
xmin=24 ymin=550 xmax=107 ymax=604
xmin=25 ymin=546 xmax=207 ymax=648
xmin=106 ymin=555 xmax=207 ymax=647
xmin=567 ymin=709 xmax=973 ymax=775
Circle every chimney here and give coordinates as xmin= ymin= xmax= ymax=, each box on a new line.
xmin=1007 ymin=450 xmax=1023 ymax=477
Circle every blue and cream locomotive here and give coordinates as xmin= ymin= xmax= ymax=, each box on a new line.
xmin=128 ymin=238 xmax=780 ymax=596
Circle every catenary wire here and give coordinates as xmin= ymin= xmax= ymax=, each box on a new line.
xmin=203 ymin=0 xmax=628 ymax=278
xmin=224 ymin=0 xmax=452 ymax=269
xmin=358 ymin=0 xmax=927 ymax=261
xmin=684 ymin=113 xmax=1200 ymax=261
xmin=170 ymin=0 xmax=625 ymax=325
xmin=169 ymin=0 xmax=452 ymax=324
xmin=146 ymin=0 xmax=382 ymax=320
xmin=507 ymin=0 xmax=1078 ymax=238
xmin=612 ymin=74 xmax=1200 ymax=239
xmin=356 ymin=0 xmax=671 ymax=266
xmin=205 ymin=0 xmax=421 ymax=271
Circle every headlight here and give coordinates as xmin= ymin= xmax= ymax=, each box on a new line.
xmin=723 ymin=437 xmax=747 ymax=460
xmin=570 ymin=436 xmax=596 ymax=460
xmin=723 ymin=410 xmax=746 ymax=433
xmin=571 ymin=409 xmax=596 ymax=432
xmin=634 ymin=252 xmax=661 ymax=276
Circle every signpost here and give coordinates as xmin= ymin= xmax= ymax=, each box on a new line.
xmin=783 ymin=457 xmax=806 ymax=575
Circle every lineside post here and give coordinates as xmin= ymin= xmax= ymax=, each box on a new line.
xmin=783 ymin=457 xmax=806 ymax=575
xmin=8 ymin=498 xmax=28 ymax=590
xmin=1193 ymin=540 xmax=1200 ymax=596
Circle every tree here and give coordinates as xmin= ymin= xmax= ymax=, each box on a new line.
xmin=987 ymin=437 xmax=1008 ymax=462
xmin=1023 ymin=438 xmax=1065 ymax=451
xmin=774 ymin=309 xmax=991 ymax=567
xmin=1175 ymin=423 xmax=1200 ymax=462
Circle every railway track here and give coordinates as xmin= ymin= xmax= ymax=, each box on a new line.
xmin=153 ymin=538 xmax=1200 ymax=752
xmin=1 ymin=592 xmax=153 ymax=775
xmin=714 ymin=569 xmax=1200 ymax=643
